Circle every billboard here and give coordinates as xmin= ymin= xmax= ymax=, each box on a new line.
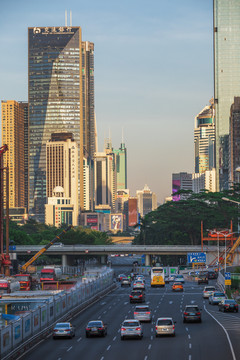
xmin=172 ymin=180 xmax=181 ymax=201
xmin=128 ymin=198 xmax=138 ymax=227
xmin=86 ymin=214 xmax=98 ymax=225
xmin=110 ymin=214 xmax=123 ymax=231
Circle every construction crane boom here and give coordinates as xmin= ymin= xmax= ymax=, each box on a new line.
xmin=20 ymin=225 xmax=72 ymax=273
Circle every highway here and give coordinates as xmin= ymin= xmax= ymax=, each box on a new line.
xmin=20 ymin=266 xmax=240 ymax=360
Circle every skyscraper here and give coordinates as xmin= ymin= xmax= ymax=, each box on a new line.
xmin=214 ymin=0 xmax=240 ymax=190
xmin=194 ymin=99 xmax=215 ymax=174
xmin=229 ymin=97 xmax=240 ymax=184
xmin=113 ymin=142 xmax=127 ymax=190
xmin=1 ymin=100 xmax=25 ymax=208
xmin=172 ymin=172 xmax=192 ymax=201
xmin=28 ymin=26 xmax=95 ymax=222
xmin=136 ymin=184 xmax=157 ymax=217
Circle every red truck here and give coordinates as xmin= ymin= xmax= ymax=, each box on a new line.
xmin=15 ymin=274 xmax=38 ymax=291
xmin=40 ymin=267 xmax=62 ymax=282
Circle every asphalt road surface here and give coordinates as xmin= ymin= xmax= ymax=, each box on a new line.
xmin=20 ymin=267 xmax=240 ymax=360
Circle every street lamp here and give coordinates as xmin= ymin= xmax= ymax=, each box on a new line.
xmin=222 ymin=197 xmax=240 ymax=234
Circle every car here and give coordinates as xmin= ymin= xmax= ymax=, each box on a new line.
xmin=129 ymin=290 xmax=145 ymax=303
xmin=198 ymin=274 xmax=209 ymax=285
xmin=208 ymin=271 xmax=218 ymax=279
xmin=172 ymin=282 xmax=183 ymax=291
xmin=183 ymin=305 xmax=202 ymax=323
xmin=136 ymin=276 xmax=145 ymax=283
xmin=209 ymin=291 xmax=226 ymax=305
xmin=117 ymin=274 xmax=126 ymax=282
xmin=218 ymin=299 xmax=238 ymax=312
xmin=121 ymin=277 xmax=131 ymax=287
xmin=133 ymin=280 xmax=145 ymax=290
xmin=202 ymin=286 xmax=216 ymax=298
xmin=85 ymin=320 xmax=107 ymax=337
xmin=134 ymin=305 xmax=152 ymax=322
xmin=174 ymin=275 xmax=185 ymax=283
xmin=168 ymin=274 xmax=176 ymax=282
xmin=155 ymin=317 xmax=176 ymax=337
xmin=53 ymin=322 xmax=75 ymax=339
xmin=121 ymin=319 xmax=143 ymax=340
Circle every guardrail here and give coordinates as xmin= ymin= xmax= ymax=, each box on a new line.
xmin=1 ymin=269 xmax=114 ymax=359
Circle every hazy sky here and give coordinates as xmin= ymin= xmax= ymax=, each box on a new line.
xmin=0 ymin=0 xmax=213 ymax=203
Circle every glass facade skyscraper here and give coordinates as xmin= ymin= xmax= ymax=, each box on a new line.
xmin=113 ymin=143 xmax=127 ymax=190
xmin=214 ymin=0 xmax=240 ymax=190
xmin=28 ymin=26 xmax=95 ymax=221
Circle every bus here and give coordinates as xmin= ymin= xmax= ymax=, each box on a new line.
xmin=151 ymin=267 xmax=165 ymax=287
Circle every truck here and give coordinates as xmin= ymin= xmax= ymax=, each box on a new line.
xmin=0 ymin=278 xmax=20 ymax=295
xmin=14 ymin=274 xmax=38 ymax=291
xmin=40 ymin=267 xmax=62 ymax=282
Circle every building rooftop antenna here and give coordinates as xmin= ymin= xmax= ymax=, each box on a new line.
xmin=70 ymin=10 xmax=72 ymax=26
xmin=65 ymin=10 xmax=67 ymax=26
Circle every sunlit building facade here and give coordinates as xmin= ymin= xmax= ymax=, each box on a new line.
xmin=214 ymin=0 xmax=240 ymax=190
xmin=113 ymin=143 xmax=127 ymax=190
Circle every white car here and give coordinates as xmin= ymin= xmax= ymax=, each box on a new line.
xmin=133 ymin=280 xmax=145 ymax=290
xmin=174 ymin=275 xmax=185 ymax=283
xmin=202 ymin=286 xmax=216 ymax=299
xmin=121 ymin=319 xmax=143 ymax=340
xmin=209 ymin=291 xmax=226 ymax=305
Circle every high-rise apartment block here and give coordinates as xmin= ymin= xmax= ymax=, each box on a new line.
xmin=192 ymin=170 xmax=216 ymax=193
xmin=194 ymin=99 xmax=215 ymax=174
xmin=214 ymin=0 xmax=240 ymax=190
xmin=28 ymin=26 xmax=95 ymax=222
xmin=1 ymin=100 xmax=25 ymax=208
xmin=113 ymin=143 xmax=127 ymax=190
xmin=229 ymin=97 xmax=240 ymax=185
xmin=136 ymin=184 xmax=157 ymax=217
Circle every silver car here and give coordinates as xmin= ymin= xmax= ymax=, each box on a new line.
xmin=202 ymin=286 xmax=216 ymax=299
xmin=134 ymin=305 xmax=152 ymax=322
xmin=121 ymin=319 xmax=143 ymax=340
xmin=209 ymin=291 xmax=226 ymax=305
xmin=53 ymin=322 xmax=75 ymax=339
xmin=155 ymin=318 xmax=176 ymax=337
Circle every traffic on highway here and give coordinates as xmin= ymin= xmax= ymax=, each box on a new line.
xmin=19 ymin=263 xmax=240 ymax=360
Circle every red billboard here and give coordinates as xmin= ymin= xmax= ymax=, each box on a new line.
xmin=128 ymin=198 xmax=138 ymax=227
xmin=86 ymin=214 xmax=98 ymax=225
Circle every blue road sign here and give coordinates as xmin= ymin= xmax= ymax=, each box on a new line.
xmin=9 ymin=245 xmax=16 ymax=251
xmin=187 ymin=252 xmax=206 ymax=264
xmin=225 ymin=272 xmax=231 ymax=280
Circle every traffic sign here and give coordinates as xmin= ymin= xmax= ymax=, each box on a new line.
xmin=225 ymin=272 xmax=231 ymax=285
xmin=187 ymin=252 xmax=206 ymax=264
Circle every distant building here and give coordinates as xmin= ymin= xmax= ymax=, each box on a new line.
xmin=194 ymin=99 xmax=215 ymax=174
xmin=172 ymin=173 xmax=192 ymax=201
xmin=136 ymin=184 xmax=157 ymax=217
xmin=128 ymin=197 xmax=138 ymax=227
xmin=113 ymin=143 xmax=127 ymax=190
xmin=229 ymin=97 xmax=240 ymax=185
xmin=214 ymin=0 xmax=240 ymax=190
xmin=82 ymin=212 xmax=106 ymax=231
xmin=115 ymin=189 xmax=129 ymax=231
xmin=45 ymin=133 xmax=78 ymax=226
xmin=192 ymin=170 xmax=216 ymax=193
xmin=1 ymin=100 xmax=25 ymax=208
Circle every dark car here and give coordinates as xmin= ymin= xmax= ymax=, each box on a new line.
xmin=117 ymin=274 xmax=126 ymax=282
xmin=218 ymin=299 xmax=238 ymax=312
xmin=198 ymin=274 xmax=208 ymax=285
xmin=129 ymin=290 xmax=145 ymax=303
xmin=53 ymin=322 xmax=75 ymax=339
xmin=208 ymin=271 xmax=218 ymax=279
xmin=183 ymin=305 xmax=202 ymax=323
xmin=86 ymin=320 xmax=107 ymax=337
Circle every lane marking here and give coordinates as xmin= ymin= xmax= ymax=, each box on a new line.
xmin=169 ymin=301 xmax=173 ymax=304
xmin=107 ymin=345 xmax=111 ymax=351
xmin=148 ymin=344 xmax=152 ymax=350
xmin=77 ymin=337 xmax=82 ymax=342
xmin=189 ymin=356 xmax=192 ymax=360
xmin=103 ymin=311 xmax=106 ymax=314
xmin=124 ymin=302 xmax=128 ymax=305
xmin=189 ymin=343 xmax=192 ymax=349
xmin=186 ymin=327 xmax=189 ymax=332
xmin=67 ymin=346 xmax=72 ymax=352
xmin=188 ymin=334 xmax=191 ymax=339
xmin=100 ymin=357 xmax=104 ymax=360
xmin=204 ymin=305 xmax=237 ymax=360
xmin=151 ymin=335 xmax=153 ymax=340
xmin=144 ymin=357 xmax=148 ymax=360
xmin=113 ymin=336 xmax=116 ymax=341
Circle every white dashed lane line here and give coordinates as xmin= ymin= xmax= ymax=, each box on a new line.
xmin=189 ymin=343 xmax=192 ymax=349
xmin=148 ymin=344 xmax=152 ymax=350
xmin=77 ymin=337 xmax=82 ymax=342
xmin=113 ymin=336 xmax=116 ymax=341
xmin=107 ymin=345 xmax=111 ymax=351
xmin=67 ymin=346 xmax=72 ymax=352
xmin=188 ymin=334 xmax=191 ymax=339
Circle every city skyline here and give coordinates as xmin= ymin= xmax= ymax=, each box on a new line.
xmin=0 ymin=0 xmax=213 ymax=203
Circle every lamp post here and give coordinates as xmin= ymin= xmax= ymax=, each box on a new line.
xmin=222 ymin=197 xmax=240 ymax=234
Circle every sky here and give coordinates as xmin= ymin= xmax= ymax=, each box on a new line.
xmin=0 ymin=0 xmax=213 ymax=203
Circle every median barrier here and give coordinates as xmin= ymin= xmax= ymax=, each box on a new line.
xmin=1 ymin=269 xmax=115 ymax=360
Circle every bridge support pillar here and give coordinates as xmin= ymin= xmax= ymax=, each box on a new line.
xmin=62 ymin=254 xmax=68 ymax=266
xmin=145 ymin=254 xmax=151 ymax=266
xmin=100 ymin=255 xmax=108 ymax=265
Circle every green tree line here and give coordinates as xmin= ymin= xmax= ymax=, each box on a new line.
xmin=133 ymin=187 xmax=240 ymax=246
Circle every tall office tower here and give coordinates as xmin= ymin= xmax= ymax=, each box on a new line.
xmin=172 ymin=172 xmax=192 ymax=201
xmin=229 ymin=97 xmax=240 ymax=184
xmin=194 ymin=99 xmax=215 ymax=174
xmin=1 ymin=100 xmax=25 ymax=208
xmin=19 ymin=102 xmax=29 ymax=211
xmin=192 ymin=170 xmax=216 ymax=193
xmin=128 ymin=197 xmax=138 ymax=227
xmin=28 ymin=26 xmax=95 ymax=222
xmin=214 ymin=0 xmax=240 ymax=190
xmin=94 ymin=151 xmax=117 ymax=212
xmin=136 ymin=184 xmax=157 ymax=217
xmin=113 ymin=142 xmax=127 ymax=190
xmin=45 ymin=133 xmax=78 ymax=226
